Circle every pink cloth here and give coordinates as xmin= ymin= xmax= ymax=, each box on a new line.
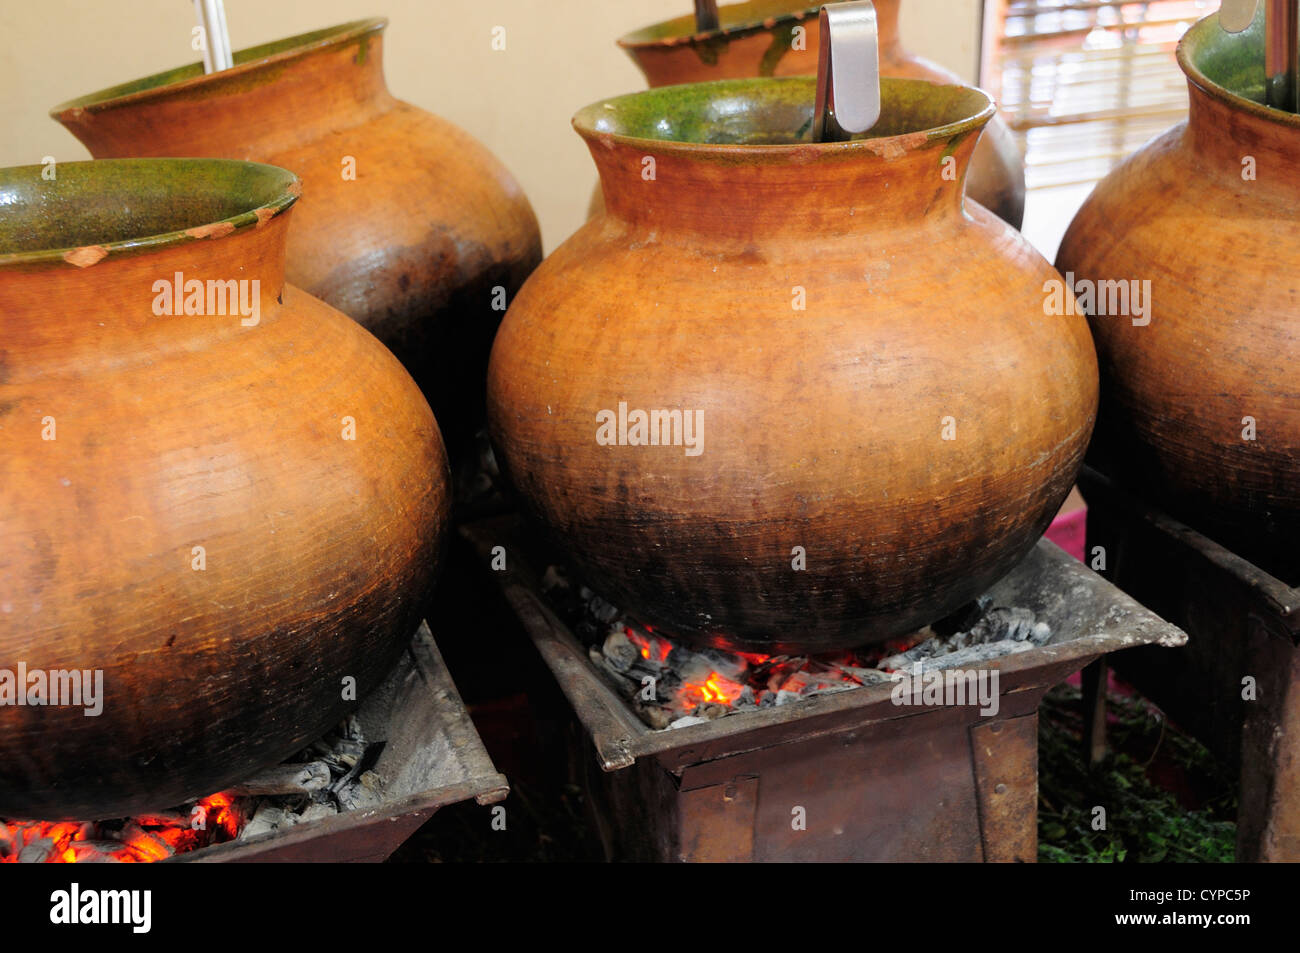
xmin=1046 ymin=506 xmax=1087 ymax=562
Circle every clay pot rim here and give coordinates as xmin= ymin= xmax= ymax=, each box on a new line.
xmin=617 ymin=1 xmax=820 ymax=51
xmin=48 ymin=18 xmax=387 ymax=119
xmin=0 ymin=158 xmax=300 ymax=270
xmin=573 ymin=76 xmax=995 ymax=159
xmin=1178 ymin=11 xmax=1300 ymax=128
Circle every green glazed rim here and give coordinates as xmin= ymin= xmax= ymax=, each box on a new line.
xmin=0 ymin=158 xmax=300 ymax=269
xmin=50 ymin=18 xmax=385 ymax=117
xmin=573 ymin=76 xmax=995 ymax=158
xmin=1178 ymin=9 xmax=1300 ymax=126
xmin=618 ymin=0 xmax=819 ymax=49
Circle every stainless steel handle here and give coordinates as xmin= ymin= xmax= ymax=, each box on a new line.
xmin=1220 ymin=0 xmax=1298 ymax=112
xmin=813 ymin=1 xmax=882 ymax=142
xmin=1265 ymin=0 xmax=1299 ymax=112
xmin=695 ymin=0 xmax=721 ymax=33
xmin=193 ymin=0 xmax=233 ymax=74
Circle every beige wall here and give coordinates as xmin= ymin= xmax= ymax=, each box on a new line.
xmin=0 ymin=0 xmax=980 ymax=251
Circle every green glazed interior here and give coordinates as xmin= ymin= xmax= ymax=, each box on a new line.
xmin=573 ymin=76 xmax=994 ymax=149
xmin=620 ymin=0 xmax=818 ymax=46
xmin=51 ymin=18 xmax=384 ymax=114
xmin=1179 ymin=7 xmax=1297 ymax=122
xmin=0 ymin=159 xmax=299 ymax=266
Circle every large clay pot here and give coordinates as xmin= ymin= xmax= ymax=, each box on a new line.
xmin=0 ymin=159 xmax=449 ymax=819
xmin=607 ymin=0 xmax=1026 ymax=228
xmin=1056 ymin=11 xmax=1300 ymax=582
xmin=51 ymin=19 xmax=543 ymax=462
xmin=488 ymin=77 xmax=1097 ymax=653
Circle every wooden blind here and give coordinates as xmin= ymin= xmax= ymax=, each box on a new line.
xmin=982 ymin=0 xmax=1220 ymax=191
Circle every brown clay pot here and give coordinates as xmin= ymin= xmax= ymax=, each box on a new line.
xmin=1056 ymin=12 xmax=1300 ymax=582
xmin=488 ymin=77 xmax=1096 ymax=653
xmin=0 ymin=159 xmax=449 ymax=819
xmin=607 ymin=0 xmax=1026 ymax=229
xmin=51 ymin=19 xmax=543 ymax=461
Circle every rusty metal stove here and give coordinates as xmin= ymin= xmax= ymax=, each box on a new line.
xmin=464 ymin=514 xmax=1185 ymax=863
xmin=1080 ymin=467 xmax=1300 ymax=862
xmin=3 ymin=623 xmax=508 ymax=864
xmin=180 ymin=623 xmax=508 ymax=863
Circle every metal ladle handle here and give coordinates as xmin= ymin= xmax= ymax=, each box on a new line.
xmin=194 ymin=0 xmax=233 ymax=73
xmin=1219 ymin=0 xmax=1298 ymax=112
xmin=813 ymin=2 xmax=882 ymax=142
xmin=694 ymin=0 xmax=721 ymax=33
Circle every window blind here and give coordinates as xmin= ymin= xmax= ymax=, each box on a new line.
xmin=982 ymin=0 xmax=1220 ymax=191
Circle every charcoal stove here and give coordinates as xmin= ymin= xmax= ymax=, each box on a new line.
xmin=1080 ymin=467 xmax=1300 ymax=862
xmin=1 ymin=623 xmax=508 ymax=864
xmin=463 ymin=515 xmax=1186 ymax=863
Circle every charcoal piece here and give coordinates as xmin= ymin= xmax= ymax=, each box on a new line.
xmin=17 ymin=837 xmax=53 ymax=863
xmin=297 ymin=802 xmax=338 ymax=823
xmin=668 ymin=648 xmax=716 ymax=685
xmin=227 ymin=761 xmax=331 ymax=796
xmin=667 ymin=715 xmax=709 ymax=730
xmin=71 ymin=840 xmax=125 ymax=863
xmin=696 ymin=648 xmax=749 ymax=682
xmin=588 ymin=594 xmax=621 ymax=624
xmin=341 ymin=715 xmax=366 ymax=743
xmin=602 ymin=628 xmax=640 ymax=672
xmin=915 ymin=641 xmax=1035 ymax=670
xmin=119 ymin=824 xmax=175 ymax=858
xmin=804 ymin=682 xmax=857 ymax=699
xmin=541 ymin=564 xmax=570 ymax=592
xmin=836 ymin=665 xmax=892 ymax=686
xmin=239 ymin=804 xmax=291 ymax=841
xmin=335 ymin=779 xmax=383 ymax=812
xmin=639 ymin=705 xmax=674 ymax=730
xmin=969 ymin=606 xmax=1038 ymax=644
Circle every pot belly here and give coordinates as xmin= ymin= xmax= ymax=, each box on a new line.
xmin=265 ymin=106 xmax=542 ymax=458
xmin=0 ymin=288 xmax=448 ymax=819
xmin=489 ymin=232 xmax=1096 ymax=651
xmin=1059 ymin=143 xmax=1300 ymax=581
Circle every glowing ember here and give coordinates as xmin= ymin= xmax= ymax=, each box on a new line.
xmin=0 ymin=716 xmax=381 ymax=862
xmin=625 ymin=627 xmax=672 ymax=663
xmin=684 ymin=672 xmax=744 ymax=706
xmin=541 ymin=564 xmax=1052 ymax=731
xmin=0 ymin=792 xmax=243 ymax=864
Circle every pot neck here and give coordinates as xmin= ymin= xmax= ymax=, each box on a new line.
xmin=588 ymin=129 xmax=983 ymax=242
xmin=1185 ymin=77 xmax=1300 ymax=190
xmin=52 ymin=21 xmax=394 ymax=159
xmin=0 ymin=216 xmax=290 ymax=374
xmin=621 ymin=1 xmax=906 ymax=87
xmin=1177 ymin=11 xmax=1300 ymax=193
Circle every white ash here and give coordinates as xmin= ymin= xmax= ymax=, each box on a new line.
xmin=545 ymin=564 xmax=1052 ymax=732
xmin=667 ymin=716 xmax=710 ymax=731
xmin=238 ymin=714 xmax=386 ymax=841
xmin=878 ymin=606 xmax=1052 ymax=671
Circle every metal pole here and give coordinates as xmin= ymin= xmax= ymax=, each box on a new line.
xmin=1265 ymin=0 xmax=1299 ymax=112
xmin=694 ymin=0 xmax=720 ymax=33
xmin=194 ymin=0 xmax=234 ymax=73
xmin=813 ymin=2 xmax=881 ymax=142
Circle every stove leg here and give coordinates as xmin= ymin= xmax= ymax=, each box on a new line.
xmin=1238 ymin=621 xmax=1300 ymax=861
xmin=677 ymin=775 xmax=760 ymax=862
xmin=970 ymin=713 xmax=1038 ymax=862
xmin=1081 ymin=657 xmax=1109 ymax=767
